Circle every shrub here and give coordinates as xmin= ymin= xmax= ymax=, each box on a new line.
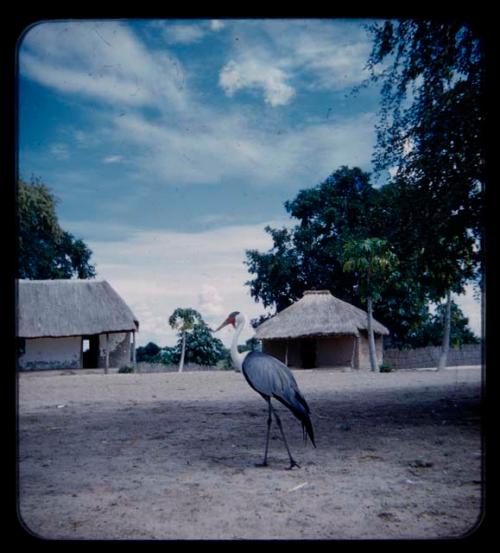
xmin=118 ymin=365 xmax=134 ymax=374
xmin=379 ymin=362 xmax=394 ymax=373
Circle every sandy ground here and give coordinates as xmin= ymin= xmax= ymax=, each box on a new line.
xmin=17 ymin=367 xmax=483 ymax=540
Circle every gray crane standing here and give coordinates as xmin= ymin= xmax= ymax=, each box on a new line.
xmin=215 ymin=311 xmax=316 ymax=469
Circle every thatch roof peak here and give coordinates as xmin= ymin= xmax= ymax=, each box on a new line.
xmin=17 ymin=279 xmax=139 ymax=338
xmin=254 ymin=289 xmax=389 ymax=340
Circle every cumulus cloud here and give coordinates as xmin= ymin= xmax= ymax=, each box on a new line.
xmin=217 ymin=19 xmax=372 ymax=107
xmin=219 ymin=58 xmax=295 ymax=107
xmin=162 ymin=23 xmax=206 ymax=44
xmin=85 ymin=221 xmax=279 ymax=347
xmin=210 ymin=20 xmax=225 ymax=32
xmin=198 ymin=284 xmax=225 ymax=318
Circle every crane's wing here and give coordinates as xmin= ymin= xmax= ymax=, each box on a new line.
xmin=242 ymin=351 xmax=315 ymax=447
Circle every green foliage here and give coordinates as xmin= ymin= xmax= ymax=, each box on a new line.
xmin=166 ymin=308 xmax=228 ymax=367
xmin=171 ymin=322 xmax=228 ymax=366
xmin=365 ymin=20 xmax=484 ymax=299
xmin=407 ymin=300 xmax=480 ymax=348
xmin=245 ymin=166 xmax=380 ymax=312
xmin=342 ymin=238 xmax=399 ymax=303
xmin=168 ymin=308 xmax=203 ymax=332
xmin=136 ymin=342 xmax=162 ymax=362
xmin=156 ymin=347 xmax=177 ymax=365
xmin=18 ymin=179 xmax=96 ymax=279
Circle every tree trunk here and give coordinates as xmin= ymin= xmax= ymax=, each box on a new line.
xmin=437 ymin=289 xmax=452 ymax=371
xmin=178 ymin=331 xmax=186 ymax=373
xmin=367 ymin=296 xmax=379 ymax=372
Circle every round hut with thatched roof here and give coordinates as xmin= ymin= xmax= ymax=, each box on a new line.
xmin=254 ymin=290 xmax=389 ymax=370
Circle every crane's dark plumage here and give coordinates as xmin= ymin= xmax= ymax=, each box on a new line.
xmin=242 ymin=351 xmax=316 ymax=448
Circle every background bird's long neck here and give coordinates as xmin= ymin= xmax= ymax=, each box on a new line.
xmin=231 ymin=315 xmax=247 ymax=371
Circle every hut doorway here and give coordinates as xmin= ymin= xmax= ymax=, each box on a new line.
xmin=82 ymin=335 xmax=99 ymax=368
xmin=300 ymin=338 xmax=316 ymax=368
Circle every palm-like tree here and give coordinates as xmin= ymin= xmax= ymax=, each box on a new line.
xmin=168 ymin=308 xmax=203 ymax=372
xmin=343 ymin=238 xmax=398 ymax=372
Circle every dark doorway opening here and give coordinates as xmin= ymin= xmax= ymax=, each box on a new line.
xmin=300 ymin=339 xmax=316 ymax=368
xmin=82 ymin=335 xmax=99 ymax=368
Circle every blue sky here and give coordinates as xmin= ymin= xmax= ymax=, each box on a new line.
xmin=18 ymin=18 xmax=482 ymax=347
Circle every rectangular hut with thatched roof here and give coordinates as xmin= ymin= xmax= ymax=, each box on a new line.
xmin=254 ymin=290 xmax=389 ymax=370
xmin=17 ymin=279 xmax=139 ymax=371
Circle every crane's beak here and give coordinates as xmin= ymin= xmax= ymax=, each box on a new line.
xmin=214 ymin=319 xmax=229 ymax=332
xmin=214 ymin=320 xmax=229 ymax=332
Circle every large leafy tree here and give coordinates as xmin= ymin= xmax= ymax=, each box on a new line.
xmin=18 ymin=179 xmax=96 ymax=279
xmin=245 ymin=166 xmax=379 ymax=312
xmin=365 ymin=19 xmax=484 ymax=366
xmin=342 ymin=238 xmax=399 ymax=371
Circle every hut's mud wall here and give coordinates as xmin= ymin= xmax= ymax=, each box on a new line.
xmin=98 ymin=332 xmax=132 ymax=369
xmin=356 ymin=332 xmax=384 ymax=370
xmin=19 ymin=337 xmax=81 ymax=370
xmin=263 ymin=335 xmax=383 ymax=370
xmin=316 ymin=336 xmax=354 ymax=367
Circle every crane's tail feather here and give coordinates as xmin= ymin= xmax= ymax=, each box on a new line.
xmin=274 ymin=391 xmax=316 ymax=448
xmin=301 ymin=415 xmax=316 ymax=448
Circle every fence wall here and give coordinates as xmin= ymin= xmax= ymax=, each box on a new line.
xmin=383 ymin=344 xmax=482 ymax=370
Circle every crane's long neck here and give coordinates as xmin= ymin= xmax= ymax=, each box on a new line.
xmin=231 ymin=315 xmax=247 ymax=372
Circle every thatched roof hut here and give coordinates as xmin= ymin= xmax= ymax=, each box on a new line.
xmin=255 ymin=290 xmax=389 ymax=340
xmin=17 ymin=279 xmax=138 ymax=338
xmin=17 ymin=279 xmax=139 ymax=371
xmin=254 ymin=290 xmax=389 ymax=370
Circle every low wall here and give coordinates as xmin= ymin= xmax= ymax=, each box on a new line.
xmin=135 ymin=362 xmax=225 ymax=373
xmin=383 ymin=344 xmax=482 ymax=370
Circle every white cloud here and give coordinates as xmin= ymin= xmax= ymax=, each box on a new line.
xmin=102 ymin=155 xmax=124 ymax=164
xmin=219 ymin=58 xmax=295 ymax=107
xmin=49 ymin=142 xmax=70 ymax=160
xmin=20 ymin=21 xmax=188 ymax=110
xmin=198 ymin=284 xmax=225 ymax=318
xmin=110 ymin=109 xmax=375 ymax=189
xmin=162 ymin=23 xmax=206 ymax=44
xmin=217 ymin=19 xmax=372 ymax=107
xmin=210 ymin=20 xmax=225 ymax=32
xmin=21 ymin=20 xmax=376 ymax=190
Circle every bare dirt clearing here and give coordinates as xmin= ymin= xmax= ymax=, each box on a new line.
xmin=18 ymin=368 xmax=483 ymax=540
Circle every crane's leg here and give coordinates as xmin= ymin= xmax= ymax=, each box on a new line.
xmin=255 ymin=400 xmax=272 ymax=467
xmin=271 ymin=405 xmax=300 ymax=470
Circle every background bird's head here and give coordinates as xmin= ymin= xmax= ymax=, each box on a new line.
xmin=214 ymin=311 xmax=241 ymax=332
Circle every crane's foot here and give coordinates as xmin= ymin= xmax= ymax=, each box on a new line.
xmin=255 ymin=461 xmax=268 ymax=468
xmin=285 ymin=459 xmax=301 ymax=470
